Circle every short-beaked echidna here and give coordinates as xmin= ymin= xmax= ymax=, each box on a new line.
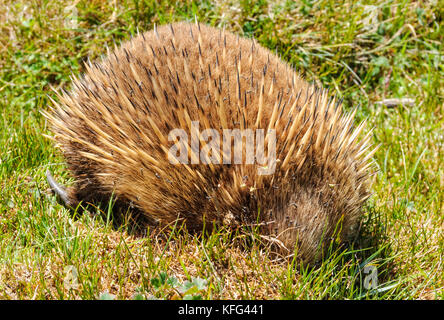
xmin=43 ymin=22 xmax=377 ymax=264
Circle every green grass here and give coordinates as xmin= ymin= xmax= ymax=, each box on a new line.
xmin=0 ymin=0 xmax=442 ymax=299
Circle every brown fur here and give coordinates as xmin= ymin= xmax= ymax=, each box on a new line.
xmin=43 ymin=22 xmax=376 ymax=264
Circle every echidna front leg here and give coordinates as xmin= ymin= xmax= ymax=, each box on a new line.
xmin=46 ymin=170 xmax=79 ymax=208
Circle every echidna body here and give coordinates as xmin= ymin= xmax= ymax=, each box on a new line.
xmin=44 ymin=22 xmax=376 ymax=264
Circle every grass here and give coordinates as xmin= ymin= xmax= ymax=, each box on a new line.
xmin=0 ymin=0 xmax=442 ymax=299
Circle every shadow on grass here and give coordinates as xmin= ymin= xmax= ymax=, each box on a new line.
xmin=48 ymin=183 xmax=399 ymax=299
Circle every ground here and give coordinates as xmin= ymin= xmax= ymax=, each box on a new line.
xmin=0 ymin=0 xmax=442 ymax=299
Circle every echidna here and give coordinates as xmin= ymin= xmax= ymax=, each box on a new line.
xmin=43 ymin=22 xmax=377 ymax=264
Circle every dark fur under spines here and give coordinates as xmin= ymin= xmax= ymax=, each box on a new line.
xmin=43 ymin=22 xmax=376 ymax=264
